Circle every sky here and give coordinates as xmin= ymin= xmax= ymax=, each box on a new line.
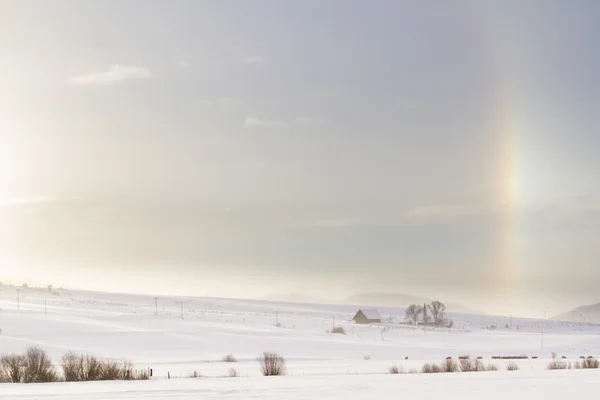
xmin=1 ymin=0 xmax=599 ymax=317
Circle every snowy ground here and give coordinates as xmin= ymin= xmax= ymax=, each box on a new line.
xmin=1 ymin=285 xmax=599 ymax=398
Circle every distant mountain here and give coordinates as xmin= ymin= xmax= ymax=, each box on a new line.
xmin=260 ymin=293 xmax=327 ymax=305
xmin=552 ymin=302 xmax=600 ymax=324
xmin=344 ymin=292 xmax=484 ymax=315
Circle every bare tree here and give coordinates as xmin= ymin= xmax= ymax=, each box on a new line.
xmin=405 ymin=304 xmax=422 ymax=325
xmin=428 ymin=301 xmax=447 ymax=326
xmin=422 ymin=303 xmax=431 ymax=325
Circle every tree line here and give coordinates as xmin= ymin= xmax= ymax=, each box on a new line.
xmin=405 ymin=300 xmax=453 ymax=327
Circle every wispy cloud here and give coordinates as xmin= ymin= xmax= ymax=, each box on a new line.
xmin=243 ymin=56 xmax=265 ymax=64
xmin=68 ymin=64 xmax=152 ymax=86
xmin=244 ymin=117 xmax=288 ymax=129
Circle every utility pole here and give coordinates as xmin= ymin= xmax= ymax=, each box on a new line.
xmin=153 ymin=297 xmax=159 ymax=316
xmin=16 ymin=289 xmax=21 ymax=311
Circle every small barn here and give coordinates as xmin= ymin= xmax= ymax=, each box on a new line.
xmin=352 ymin=309 xmax=382 ymax=324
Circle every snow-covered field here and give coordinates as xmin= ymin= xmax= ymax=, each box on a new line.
xmin=1 ymin=285 xmax=599 ymax=399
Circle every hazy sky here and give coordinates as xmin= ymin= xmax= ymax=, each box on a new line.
xmin=1 ymin=1 xmax=599 ymax=317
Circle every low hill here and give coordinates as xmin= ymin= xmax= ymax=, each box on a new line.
xmin=552 ymin=302 xmax=600 ymax=324
xmin=344 ymin=292 xmax=484 ymax=315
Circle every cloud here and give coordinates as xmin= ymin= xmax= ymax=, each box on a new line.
xmin=68 ymin=64 xmax=152 ymax=86
xmin=296 ymin=218 xmax=363 ymax=228
xmin=243 ymin=56 xmax=265 ymax=64
xmin=244 ymin=117 xmax=288 ymax=129
xmin=407 ymin=203 xmax=485 ymax=219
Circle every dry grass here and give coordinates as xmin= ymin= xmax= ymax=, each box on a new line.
xmin=440 ymin=358 xmax=460 ymax=373
xmin=222 ymin=354 xmax=237 ymax=363
xmin=422 ymin=363 xmax=442 ymax=373
xmin=572 ymin=361 xmax=582 ymax=369
xmin=506 ymin=362 xmax=520 ymax=371
xmin=580 ymin=358 xmax=599 ymax=369
xmin=389 ymin=365 xmax=405 ymax=374
xmin=228 ymin=368 xmax=239 ymax=377
xmin=547 ymin=360 xmax=569 ymax=370
xmin=460 ymin=359 xmax=485 ymax=372
xmin=486 ymin=364 xmax=498 ymax=371
xmin=331 ymin=326 xmax=346 ymax=335
xmin=61 ymin=352 xmax=146 ymax=382
xmin=408 ymin=368 xmax=419 ymax=374
xmin=257 ymin=352 xmax=286 ymax=376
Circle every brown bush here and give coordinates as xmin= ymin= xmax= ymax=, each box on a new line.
xmin=422 ymin=363 xmax=442 ymax=373
xmin=547 ymin=360 xmax=568 ymax=370
xmin=101 ymin=360 xmax=123 ymax=380
xmin=81 ymin=355 xmax=104 ymax=381
xmin=331 ymin=326 xmax=346 ymax=335
xmin=506 ymin=362 xmax=519 ymax=371
xmin=440 ymin=358 xmax=460 ymax=373
xmin=228 ymin=368 xmax=239 ymax=377
xmin=61 ymin=352 xmax=82 ymax=382
xmin=408 ymin=368 xmax=419 ymax=374
xmin=389 ymin=365 xmax=405 ymax=374
xmin=222 ymin=354 xmax=237 ymax=363
xmin=580 ymin=358 xmax=599 ymax=369
xmin=460 ymin=359 xmax=485 ymax=372
xmin=486 ymin=364 xmax=498 ymax=371
xmin=257 ymin=352 xmax=286 ymax=376
xmin=0 ymin=354 xmax=26 ymax=383
xmin=23 ymin=347 xmax=58 ymax=383
xmin=573 ymin=361 xmax=582 ymax=369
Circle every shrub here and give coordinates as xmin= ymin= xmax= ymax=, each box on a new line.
xmin=506 ymin=362 xmax=519 ymax=371
xmin=23 ymin=347 xmax=58 ymax=383
xmin=61 ymin=352 xmax=82 ymax=382
xmin=81 ymin=355 xmax=104 ymax=381
xmin=331 ymin=326 xmax=346 ymax=335
xmin=363 ymin=355 xmax=371 ymax=361
xmin=127 ymin=369 xmax=149 ymax=380
xmin=0 ymin=354 xmax=26 ymax=383
xmin=580 ymin=358 xmax=599 ymax=369
xmin=573 ymin=361 xmax=582 ymax=369
xmin=440 ymin=358 xmax=459 ymax=373
xmin=389 ymin=365 xmax=405 ymax=374
xmin=485 ymin=364 xmax=498 ymax=371
xmin=422 ymin=363 xmax=442 ymax=373
xmin=228 ymin=368 xmax=239 ymax=377
xmin=222 ymin=354 xmax=237 ymax=363
xmin=101 ymin=360 xmax=123 ymax=380
xmin=460 ymin=359 xmax=485 ymax=372
xmin=257 ymin=352 xmax=285 ymax=376
xmin=547 ymin=360 xmax=568 ymax=370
